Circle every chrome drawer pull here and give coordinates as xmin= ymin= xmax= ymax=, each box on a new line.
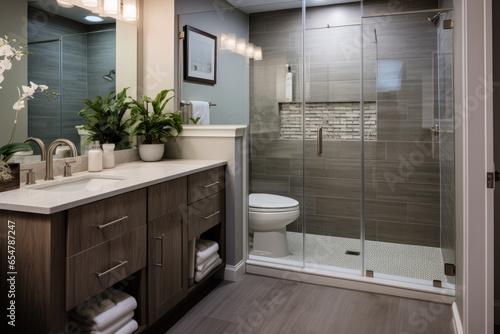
xmin=203 ymin=211 xmax=220 ymax=220
xmin=96 ymin=261 xmax=128 ymax=277
xmin=94 ymin=216 xmax=128 ymax=229
xmin=153 ymin=234 xmax=165 ymax=268
xmin=202 ymin=181 xmax=219 ymax=188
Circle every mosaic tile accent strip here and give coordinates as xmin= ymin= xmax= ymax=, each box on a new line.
xmin=279 ymin=102 xmax=377 ymax=141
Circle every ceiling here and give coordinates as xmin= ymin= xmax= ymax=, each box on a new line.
xmin=226 ymin=0 xmax=360 ymax=14
xmin=28 ymin=0 xmax=115 ymax=25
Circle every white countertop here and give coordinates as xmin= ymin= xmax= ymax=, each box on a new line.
xmin=0 ymin=159 xmax=227 ymax=214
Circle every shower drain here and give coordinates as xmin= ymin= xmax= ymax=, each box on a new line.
xmin=345 ymin=250 xmax=360 ymax=256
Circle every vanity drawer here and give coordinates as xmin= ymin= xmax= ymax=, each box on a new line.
xmin=188 ymin=166 xmax=225 ymax=204
xmin=148 ymin=177 xmax=187 ymax=222
xmin=66 ymin=225 xmax=147 ymax=310
xmin=188 ymin=191 xmax=225 ymax=239
xmin=67 ymin=189 xmax=147 ymax=256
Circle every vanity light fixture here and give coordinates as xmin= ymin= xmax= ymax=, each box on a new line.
xmin=123 ymin=0 xmax=138 ymax=21
xmin=104 ymin=0 xmax=119 ymax=14
xmin=222 ymin=33 xmax=236 ymax=52
xmin=254 ymin=46 xmax=263 ymax=61
xmin=82 ymin=0 xmax=99 ymax=8
xmin=236 ymin=38 xmax=247 ymax=56
xmin=246 ymin=43 xmax=255 ymax=58
xmin=84 ymin=15 xmax=104 ymax=22
xmin=56 ymin=0 xmax=74 ymax=8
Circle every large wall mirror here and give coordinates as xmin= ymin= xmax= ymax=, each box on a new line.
xmin=1 ymin=0 xmax=138 ymax=163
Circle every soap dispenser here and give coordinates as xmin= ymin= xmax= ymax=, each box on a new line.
xmin=285 ymin=64 xmax=293 ymax=102
xmin=88 ymin=141 xmax=103 ymax=172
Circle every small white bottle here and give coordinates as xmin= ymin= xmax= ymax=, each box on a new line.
xmin=102 ymin=143 xmax=115 ymax=169
xmin=285 ymin=64 xmax=293 ymax=102
xmin=88 ymin=141 xmax=103 ymax=172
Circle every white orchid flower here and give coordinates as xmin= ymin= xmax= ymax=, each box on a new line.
xmin=38 ymin=84 xmax=48 ymax=91
xmin=0 ymin=44 xmax=14 ymax=57
xmin=13 ymin=98 xmax=25 ymax=111
xmin=0 ymin=58 xmax=12 ymax=73
xmin=21 ymin=85 xmax=35 ymax=99
xmin=29 ymin=81 xmax=38 ymax=90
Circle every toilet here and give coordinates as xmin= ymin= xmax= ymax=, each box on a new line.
xmin=249 ymin=193 xmax=300 ymax=258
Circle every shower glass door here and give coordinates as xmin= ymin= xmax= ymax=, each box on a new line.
xmin=361 ymin=10 xmax=455 ymax=288
xmin=302 ymin=1 xmax=363 ymax=275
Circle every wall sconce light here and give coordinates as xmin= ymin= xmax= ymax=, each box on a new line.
xmin=236 ymin=38 xmax=247 ymax=56
xmin=254 ymin=46 xmax=263 ymax=61
xmin=222 ymin=33 xmax=236 ymax=52
xmin=104 ymin=0 xmax=119 ymax=14
xmin=123 ymin=0 xmax=138 ymax=21
xmin=246 ymin=43 xmax=255 ymax=58
xmin=82 ymin=0 xmax=99 ymax=8
xmin=56 ymin=0 xmax=75 ymax=8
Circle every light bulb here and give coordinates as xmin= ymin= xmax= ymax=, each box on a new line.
xmin=123 ymin=0 xmax=137 ymax=21
xmin=56 ymin=0 xmax=74 ymax=8
xmin=236 ymin=38 xmax=246 ymax=56
xmin=104 ymin=0 xmax=119 ymax=14
xmin=254 ymin=46 xmax=263 ymax=61
xmin=246 ymin=43 xmax=255 ymax=58
xmin=82 ymin=0 xmax=99 ymax=8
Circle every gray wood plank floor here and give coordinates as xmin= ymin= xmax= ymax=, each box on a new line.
xmin=166 ymin=274 xmax=455 ymax=334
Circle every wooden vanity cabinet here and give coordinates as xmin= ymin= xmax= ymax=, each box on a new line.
xmin=147 ymin=177 xmax=188 ymax=324
xmin=0 ymin=165 xmax=226 ymax=334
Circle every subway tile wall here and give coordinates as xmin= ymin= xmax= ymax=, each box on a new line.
xmin=249 ymin=0 xmax=451 ymax=248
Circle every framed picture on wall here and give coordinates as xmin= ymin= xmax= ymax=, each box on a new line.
xmin=183 ymin=25 xmax=217 ymax=85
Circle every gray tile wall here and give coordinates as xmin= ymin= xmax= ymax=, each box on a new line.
xmin=28 ymin=9 xmax=116 ymax=154
xmin=250 ymin=3 xmax=446 ymax=248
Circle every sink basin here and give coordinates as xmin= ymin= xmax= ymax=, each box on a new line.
xmin=30 ymin=174 xmax=126 ymax=192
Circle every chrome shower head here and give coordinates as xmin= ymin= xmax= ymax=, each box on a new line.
xmin=428 ymin=12 xmax=442 ymax=25
xmin=103 ymin=70 xmax=115 ymax=82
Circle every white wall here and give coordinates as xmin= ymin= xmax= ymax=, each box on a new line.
xmin=141 ymin=0 xmax=176 ymax=112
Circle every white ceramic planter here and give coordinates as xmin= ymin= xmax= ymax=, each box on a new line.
xmin=139 ymin=143 xmax=165 ymax=162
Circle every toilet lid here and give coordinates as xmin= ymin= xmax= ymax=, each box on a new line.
xmin=249 ymin=193 xmax=299 ymax=209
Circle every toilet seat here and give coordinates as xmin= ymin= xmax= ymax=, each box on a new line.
xmin=249 ymin=193 xmax=299 ymax=210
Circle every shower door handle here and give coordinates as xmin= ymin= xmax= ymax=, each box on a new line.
xmin=317 ymin=127 xmax=323 ymax=157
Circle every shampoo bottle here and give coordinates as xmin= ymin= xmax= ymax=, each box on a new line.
xmin=88 ymin=141 xmax=103 ymax=172
xmin=285 ymin=64 xmax=293 ymax=102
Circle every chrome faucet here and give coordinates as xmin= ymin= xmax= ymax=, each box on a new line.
xmin=45 ymin=139 xmax=78 ymax=180
xmin=23 ymin=137 xmax=47 ymax=161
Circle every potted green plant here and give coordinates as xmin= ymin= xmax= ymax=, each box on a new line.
xmin=78 ymin=87 xmax=134 ymax=151
xmin=130 ymin=89 xmax=183 ymax=162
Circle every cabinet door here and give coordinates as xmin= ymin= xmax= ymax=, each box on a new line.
xmin=148 ymin=209 xmax=187 ymax=324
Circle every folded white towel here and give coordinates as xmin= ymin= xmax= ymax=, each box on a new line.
xmin=70 ymin=295 xmax=116 ymax=328
xmin=196 ymin=253 xmax=220 ymax=272
xmin=196 ymin=239 xmax=219 ymax=265
xmin=115 ymin=319 xmax=138 ymax=334
xmin=70 ymin=291 xmax=137 ymax=331
xmin=190 ymin=101 xmax=210 ymax=125
xmin=195 ymin=257 xmax=222 ymax=283
xmin=87 ymin=311 xmax=134 ymax=334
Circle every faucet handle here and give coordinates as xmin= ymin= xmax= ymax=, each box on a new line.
xmin=63 ymin=160 xmax=77 ymax=177
xmin=20 ymin=168 xmax=36 ymax=185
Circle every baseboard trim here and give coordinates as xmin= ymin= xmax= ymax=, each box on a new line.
xmin=224 ymin=260 xmax=245 ymax=281
xmin=452 ymin=302 xmax=463 ymax=334
xmin=246 ymin=261 xmax=455 ymax=304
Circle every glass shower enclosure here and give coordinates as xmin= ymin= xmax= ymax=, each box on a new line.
xmin=247 ymin=0 xmax=455 ymax=290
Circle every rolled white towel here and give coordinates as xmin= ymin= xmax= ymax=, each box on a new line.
xmin=87 ymin=311 xmax=134 ymax=334
xmin=71 ymin=291 xmax=137 ymax=331
xmin=196 ymin=253 xmax=220 ymax=272
xmin=196 ymin=239 xmax=219 ymax=265
xmin=195 ymin=257 xmax=222 ymax=283
xmin=115 ymin=319 xmax=138 ymax=334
